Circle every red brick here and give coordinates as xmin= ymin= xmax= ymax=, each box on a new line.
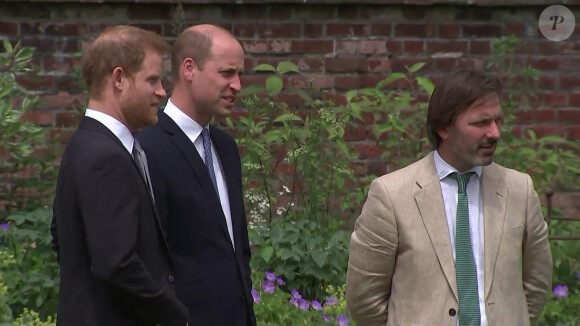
xmin=269 ymin=4 xmax=293 ymax=20
xmin=232 ymin=23 xmax=255 ymax=38
xmin=304 ymin=24 xmax=324 ymax=37
xmin=533 ymin=109 xmax=556 ymax=123
xmin=336 ymin=41 xmax=358 ymax=54
xmin=402 ymin=7 xmax=425 ymax=20
xmin=223 ymin=5 xmax=263 ymax=20
xmin=358 ymin=75 xmax=383 ymax=88
xmin=344 ymin=125 xmax=370 ymax=141
xmin=277 ymin=92 xmax=306 ymax=107
xmin=41 ymin=93 xmax=86 ymax=109
xmin=244 ymin=58 xmax=255 ymax=70
xmin=337 ymin=5 xmax=358 ymax=20
xmin=55 ymin=111 xmax=81 ymax=127
xmin=127 ymin=5 xmax=171 ymax=20
xmin=55 ymin=76 xmax=78 ymax=91
xmin=371 ymin=23 xmax=392 ymax=37
xmin=354 ymin=143 xmax=384 ymax=159
xmin=462 ymin=24 xmax=501 ymax=37
xmin=43 ymin=56 xmax=79 ymax=71
xmin=240 ymin=75 xmax=268 ymax=87
xmin=293 ymin=5 xmax=335 ymax=20
xmin=403 ymin=40 xmax=424 ymax=54
xmin=0 ymin=22 xmax=18 ymax=35
xmin=394 ymin=24 xmax=427 ymax=38
xmin=326 ymin=23 xmax=368 ymax=37
xmin=241 ymin=40 xmax=268 ymax=54
xmin=359 ymin=40 xmax=388 ymax=54
xmin=20 ymin=38 xmax=53 ymax=52
xmin=268 ymin=40 xmax=291 ymax=53
xmin=435 ymin=58 xmax=457 ymax=70
xmin=538 ymin=75 xmax=556 ymax=89
xmin=527 ymin=126 xmax=565 ymax=138
xmin=257 ymin=23 xmax=301 ymax=38
xmin=15 ymin=75 xmax=54 ymax=91
xmin=558 ymin=110 xmax=580 ymax=124
xmin=515 ymin=110 xmax=532 ymax=124
xmin=335 ymin=75 xmax=360 ymax=89
xmin=426 ymin=40 xmax=468 ymax=53
xmin=21 ymin=110 xmax=53 ymax=126
xmin=390 ymin=57 xmax=433 ymax=73
xmin=325 ymin=57 xmax=367 ymax=73
xmin=439 ymin=24 xmax=459 ymax=38
xmin=296 ymin=57 xmax=325 ymax=72
xmin=567 ymin=126 xmax=580 ymax=140
xmin=505 ymin=23 xmax=525 ymax=36
xmin=527 ymin=58 xmax=559 ymax=71
xmin=291 ymin=40 xmax=333 ymax=54
xmin=559 ymin=75 xmax=580 ymax=89
xmin=470 ymin=41 xmax=490 ymax=55
xmin=368 ymin=58 xmax=391 ymax=72
xmin=570 ymin=93 xmax=580 ymax=106
xmin=385 ymin=40 xmax=402 ymax=53
xmin=289 ymin=75 xmax=333 ymax=89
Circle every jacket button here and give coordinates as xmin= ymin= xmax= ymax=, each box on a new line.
xmin=168 ymin=275 xmax=175 ymax=283
xmin=449 ymin=308 xmax=456 ymax=316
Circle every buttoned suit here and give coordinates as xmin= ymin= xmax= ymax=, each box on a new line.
xmin=346 ymin=152 xmax=552 ymax=326
xmin=51 ymin=117 xmax=189 ymax=326
xmin=136 ymin=111 xmax=256 ymax=326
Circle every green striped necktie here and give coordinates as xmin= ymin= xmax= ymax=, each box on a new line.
xmin=452 ymin=172 xmax=480 ymax=326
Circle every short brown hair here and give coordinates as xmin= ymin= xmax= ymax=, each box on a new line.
xmin=170 ymin=25 xmax=240 ymax=81
xmin=426 ymin=69 xmax=502 ymax=148
xmin=81 ymin=25 xmax=169 ymax=99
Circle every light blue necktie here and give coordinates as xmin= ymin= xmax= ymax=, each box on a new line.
xmin=452 ymin=172 xmax=480 ymax=326
xmin=201 ymin=128 xmax=219 ymax=195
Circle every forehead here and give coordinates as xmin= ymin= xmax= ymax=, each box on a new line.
xmin=462 ymin=94 xmax=502 ymax=117
xmin=206 ymin=37 xmax=245 ymax=68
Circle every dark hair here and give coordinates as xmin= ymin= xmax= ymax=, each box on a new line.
xmin=81 ymin=25 xmax=169 ymax=100
xmin=426 ymin=69 xmax=502 ymax=148
xmin=170 ymin=28 xmax=213 ymax=81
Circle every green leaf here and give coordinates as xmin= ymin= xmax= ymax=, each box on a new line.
xmin=3 ymin=39 xmax=12 ymax=53
xmin=407 ymin=62 xmax=426 ymax=73
xmin=265 ymin=76 xmax=283 ymax=96
xmin=15 ymin=47 xmax=34 ymax=61
xmin=260 ymin=246 xmax=274 ymax=263
xmin=416 ymin=76 xmax=435 ymax=96
xmin=238 ymin=84 xmax=266 ymax=97
xmin=273 ymin=113 xmax=302 ymax=123
xmin=311 ymin=251 xmax=327 ymax=268
xmin=376 ymin=72 xmax=405 ymax=89
xmin=253 ymin=63 xmax=276 ymax=73
xmin=276 ymin=61 xmax=299 ymax=75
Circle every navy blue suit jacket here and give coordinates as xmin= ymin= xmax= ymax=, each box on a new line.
xmin=136 ymin=111 xmax=256 ymax=326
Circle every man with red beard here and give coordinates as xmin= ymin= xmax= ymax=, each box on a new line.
xmin=136 ymin=24 xmax=256 ymax=326
xmin=346 ymin=69 xmax=552 ymax=326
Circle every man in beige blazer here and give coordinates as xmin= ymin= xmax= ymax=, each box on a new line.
xmin=346 ymin=69 xmax=552 ymax=326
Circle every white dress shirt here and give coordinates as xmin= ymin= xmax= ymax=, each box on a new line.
xmin=433 ymin=150 xmax=487 ymax=326
xmin=164 ymin=100 xmax=235 ymax=250
xmin=85 ymin=109 xmax=135 ymax=155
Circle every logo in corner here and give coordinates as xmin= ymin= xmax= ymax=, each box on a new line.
xmin=539 ymin=5 xmax=575 ymax=42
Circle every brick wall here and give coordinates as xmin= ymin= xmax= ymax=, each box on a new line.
xmin=1 ymin=1 xmax=580 ymax=218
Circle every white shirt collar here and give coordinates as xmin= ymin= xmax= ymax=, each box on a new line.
xmin=85 ymin=109 xmax=134 ymax=154
xmin=164 ymin=99 xmax=209 ymax=141
xmin=433 ymin=150 xmax=482 ymax=181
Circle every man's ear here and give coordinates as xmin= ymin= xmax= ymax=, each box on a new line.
xmin=436 ymin=126 xmax=449 ymax=141
xmin=182 ymin=58 xmax=197 ymax=82
xmin=112 ymin=67 xmax=125 ymax=90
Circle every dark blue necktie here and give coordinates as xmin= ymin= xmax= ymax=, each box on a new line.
xmin=201 ymin=128 xmax=219 ymax=195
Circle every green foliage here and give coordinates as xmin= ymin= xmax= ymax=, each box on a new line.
xmin=0 ymin=41 xmax=58 ymax=216
xmin=0 ymin=208 xmax=59 ymax=322
xmin=230 ymin=61 xmax=364 ymax=299
xmin=251 ymin=271 xmax=353 ymax=326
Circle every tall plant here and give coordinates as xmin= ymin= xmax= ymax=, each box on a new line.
xmin=228 ymin=62 xmax=364 ymax=299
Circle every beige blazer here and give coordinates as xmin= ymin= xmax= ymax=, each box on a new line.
xmin=346 ymin=153 xmax=552 ymax=326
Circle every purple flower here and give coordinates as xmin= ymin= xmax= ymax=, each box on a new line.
xmin=312 ymin=300 xmax=323 ymax=311
xmin=276 ymin=277 xmax=285 ymax=285
xmin=0 ymin=223 xmax=9 ymax=231
xmin=291 ymin=289 xmax=302 ymax=299
xmin=322 ymin=313 xmax=331 ymax=322
xmin=251 ymin=288 xmax=261 ymax=303
xmin=553 ymin=284 xmax=568 ymax=299
xmin=289 ymin=297 xmax=299 ymax=307
xmin=336 ymin=314 xmax=349 ymax=326
xmin=265 ymin=271 xmax=276 ymax=281
xmin=298 ymin=298 xmax=309 ymax=311
xmin=577 ymin=271 xmax=580 ymax=280
xmin=325 ymin=296 xmax=338 ymax=306
xmin=262 ymin=280 xmax=275 ymax=294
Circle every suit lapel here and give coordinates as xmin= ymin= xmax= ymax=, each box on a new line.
xmin=482 ymin=165 xmax=506 ymax=299
xmin=414 ymin=153 xmax=458 ymax=301
xmin=158 ymin=112 xmax=233 ymax=245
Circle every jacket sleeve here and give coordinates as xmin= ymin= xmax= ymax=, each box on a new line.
xmin=346 ymin=177 xmax=397 ymax=326
xmin=522 ymin=174 xmax=552 ymax=325
xmin=78 ymin=151 xmax=188 ymax=326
